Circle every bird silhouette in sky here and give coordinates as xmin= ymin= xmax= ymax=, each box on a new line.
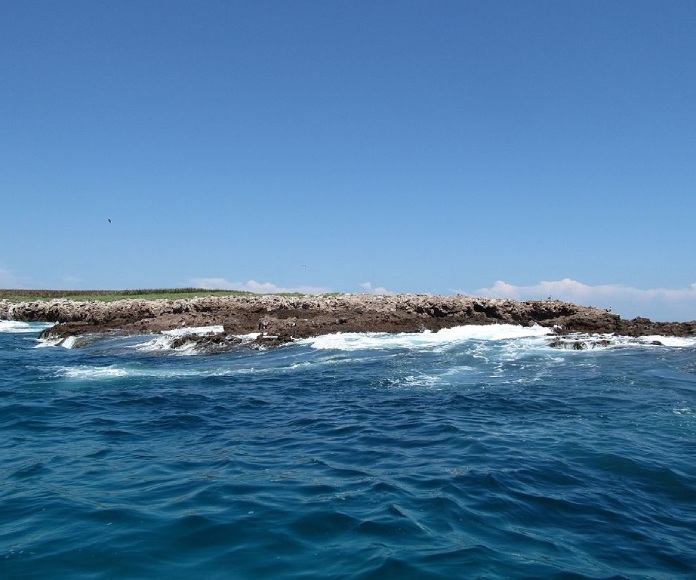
xmin=107 ymin=218 xmax=112 ymax=223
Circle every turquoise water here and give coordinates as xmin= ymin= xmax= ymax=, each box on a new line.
xmin=1 ymin=322 xmax=695 ymax=578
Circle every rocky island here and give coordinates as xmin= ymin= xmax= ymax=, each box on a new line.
xmin=2 ymin=294 xmax=695 ymax=351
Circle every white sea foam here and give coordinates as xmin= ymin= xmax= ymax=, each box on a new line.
xmin=55 ymin=364 xmax=225 ymax=380
xmin=34 ymin=337 xmax=63 ymax=348
xmin=61 ymin=336 xmax=78 ymax=349
xmin=57 ymin=366 xmax=130 ymax=380
xmin=303 ymin=324 xmax=553 ymax=351
xmin=35 ymin=335 xmax=81 ymax=349
xmin=301 ymin=325 xmax=696 ymax=353
xmin=400 ymin=374 xmax=443 ymax=388
xmin=32 ymin=327 xmax=227 ymax=351
xmin=565 ymin=333 xmax=696 ymax=349
xmin=135 ymin=325 xmax=226 ymax=353
xmin=0 ymin=320 xmax=54 ymax=333
xmin=634 ymin=335 xmax=696 ymax=347
xmin=161 ymin=325 xmax=225 ymax=337
xmin=137 ymin=335 xmax=186 ymax=352
xmin=54 ymin=363 xmax=283 ymax=381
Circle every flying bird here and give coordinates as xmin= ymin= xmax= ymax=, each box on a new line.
xmin=107 ymin=218 xmax=112 ymax=223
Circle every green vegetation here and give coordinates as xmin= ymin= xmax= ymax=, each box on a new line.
xmin=0 ymin=288 xmax=256 ymax=302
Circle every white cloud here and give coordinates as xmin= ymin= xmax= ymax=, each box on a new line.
xmin=360 ymin=281 xmax=396 ymax=295
xmin=190 ymin=278 xmax=331 ymax=295
xmin=475 ymin=278 xmax=696 ymax=322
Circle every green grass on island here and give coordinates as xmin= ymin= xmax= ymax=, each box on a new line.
xmin=0 ymin=288 xmax=263 ymax=302
xmin=1 ymin=289 xmax=352 ymax=303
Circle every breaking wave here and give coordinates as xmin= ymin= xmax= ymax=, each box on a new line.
xmin=26 ymin=320 xmax=696 ymax=355
xmin=0 ymin=320 xmax=54 ymax=333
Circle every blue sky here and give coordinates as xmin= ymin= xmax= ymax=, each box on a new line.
xmin=1 ymin=1 xmax=695 ymax=321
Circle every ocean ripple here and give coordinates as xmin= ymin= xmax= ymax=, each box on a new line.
xmin=1 ymin=328 xmax=695 ymax=577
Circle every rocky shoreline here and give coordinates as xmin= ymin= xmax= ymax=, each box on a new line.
xmin=2 ymin=294 xmax=695 ymax=351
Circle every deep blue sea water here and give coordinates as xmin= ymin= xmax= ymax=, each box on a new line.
xmin=1 ymin=321 xmax=695 ymax=579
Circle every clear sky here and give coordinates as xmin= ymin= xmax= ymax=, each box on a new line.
xmin=2 ymin=1 xmax=695 ymax=321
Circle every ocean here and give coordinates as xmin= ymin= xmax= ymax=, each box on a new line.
xmin=1 ymin=321 xmax=695 ymax=579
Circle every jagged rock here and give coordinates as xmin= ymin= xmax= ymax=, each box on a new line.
xmin=168 ymin=334 xmax=243 ymax=354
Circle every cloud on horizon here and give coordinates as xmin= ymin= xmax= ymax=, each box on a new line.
xmin=192 ymin=278 xmax=399 ymax=296
xmin=191 ymin=278 xmax=332 ymax=295
xmin=475 ymin=278 xmax=696 ymax=322
xmin=359 ymin=282 xmax=396 ymax=295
